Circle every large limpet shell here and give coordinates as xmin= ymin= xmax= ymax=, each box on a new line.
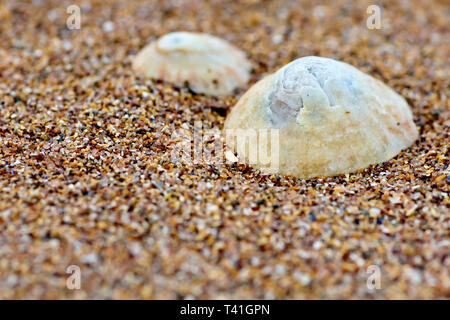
xmin=132 ymin=32 xmax=251 ymax=96
xmin=224 ymin=56 xmax=418 ymax=178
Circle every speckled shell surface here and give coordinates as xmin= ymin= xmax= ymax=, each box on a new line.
xmin=132 ymin=32 xmax=251 ymax=96
xmin=224 ymin=56 xmax=418 ymax=178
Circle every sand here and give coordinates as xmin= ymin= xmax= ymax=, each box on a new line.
xmin=0 ymin=0 xmax=448 ymax=299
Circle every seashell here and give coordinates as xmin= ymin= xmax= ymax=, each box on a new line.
xmin=132 ymin=32 xmax=251 ymax=96
xmin=224 ymin=56 xmax=418 ymax=178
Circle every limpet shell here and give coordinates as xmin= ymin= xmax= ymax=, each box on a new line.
xmin=224 ymin=56 xmax=418 ymax=178
xmin=132 ymin=32 xmax=251 ymax=96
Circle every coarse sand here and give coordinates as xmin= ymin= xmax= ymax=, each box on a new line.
xmin=0 ymin=0 xmax=448 ymax=299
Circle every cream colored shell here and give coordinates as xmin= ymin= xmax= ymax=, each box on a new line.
xmin=224 ymin=56 xmax=418 ymax=178
xmin=132 ymin=32 xmax=251 ymax=96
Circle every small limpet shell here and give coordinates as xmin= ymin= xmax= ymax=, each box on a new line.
xmin=224 ymin=56 xmax=418 ymax=178
xmin=132 ymin=32 xmax=251 ymax=96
